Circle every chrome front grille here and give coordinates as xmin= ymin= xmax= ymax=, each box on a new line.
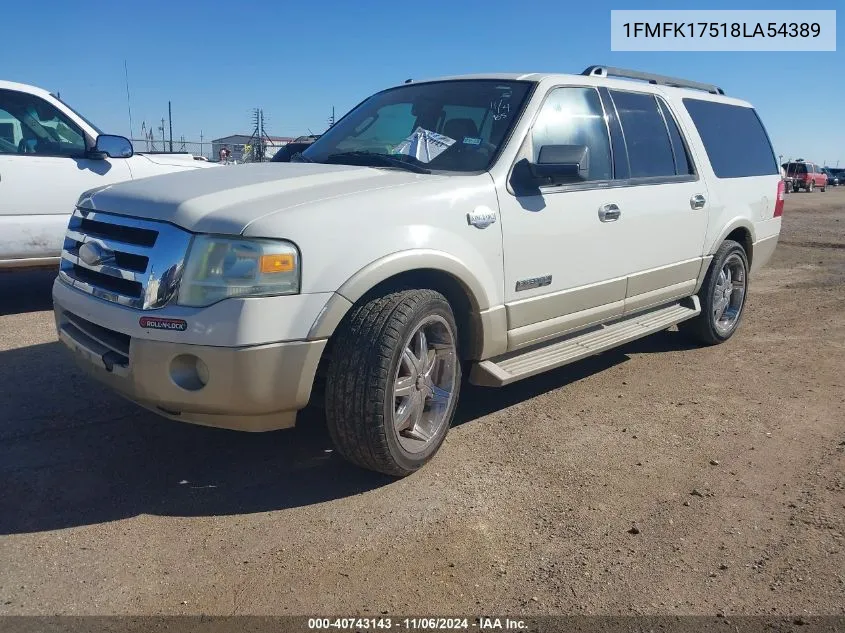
xmin=59 ymin=208 xmax=192 ymax=309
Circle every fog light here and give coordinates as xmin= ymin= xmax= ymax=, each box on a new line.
xmin=170 ymin=354 xmax=209 ymax=391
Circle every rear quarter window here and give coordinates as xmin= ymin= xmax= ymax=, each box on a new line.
xmin=682 ymin=99 xmax=778 ymax=179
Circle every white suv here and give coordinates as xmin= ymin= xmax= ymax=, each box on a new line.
xmin=0 ymin=80 xmax=216 ymax=270
xmin=52 ymin=66 xmax=784 ymax=476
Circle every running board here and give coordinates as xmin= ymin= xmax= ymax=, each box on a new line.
xmin=470 ymin=297 xmax=701 ymax=387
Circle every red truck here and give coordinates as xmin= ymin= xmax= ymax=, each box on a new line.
xmin=783 ymin=160 xmax=828 ymax=193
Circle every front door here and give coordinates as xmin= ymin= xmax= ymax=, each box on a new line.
xmin=496 ymin=86 xmax=630 ymax=350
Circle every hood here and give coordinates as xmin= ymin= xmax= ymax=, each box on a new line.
xmin=79 ymin=162 xmax=429 ymax=234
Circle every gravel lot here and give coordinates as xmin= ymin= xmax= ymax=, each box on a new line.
xmin=0 ymin=188 xmax=843 ymax=617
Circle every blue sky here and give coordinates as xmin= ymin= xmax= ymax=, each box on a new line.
xmin=1 ymin=0 xmax=842 ymax=163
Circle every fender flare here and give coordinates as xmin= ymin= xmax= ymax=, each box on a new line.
xmin=308 ymin=249 xmax=492 ymax=340
xmin=707 ymin=218 xmax=756 ymax=256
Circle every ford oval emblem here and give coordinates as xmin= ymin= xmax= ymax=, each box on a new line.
xmin=78 ymin=241 xmax=114 ymax=267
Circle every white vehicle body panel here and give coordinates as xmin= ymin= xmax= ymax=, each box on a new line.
xmin=0 ymin=80 xmax=216 ymax=268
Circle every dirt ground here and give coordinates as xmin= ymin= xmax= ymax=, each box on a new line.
xmin=0 ymin=187 xmax=843 ymax=617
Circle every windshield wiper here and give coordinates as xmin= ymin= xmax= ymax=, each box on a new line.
xmin=290 ymin=151 xmax=314 ymax=163
xmin=321 ymin=151 xmax=431 ymax=174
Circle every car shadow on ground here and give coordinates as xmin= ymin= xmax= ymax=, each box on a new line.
xmin=0 ymin=328 xmax=696 ymax=535
xmin=454 ymin=328 xmax=699 ymax=426
xmin=0 ymin=269 xmax=56 ymax=316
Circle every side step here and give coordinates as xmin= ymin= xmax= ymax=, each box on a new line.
xmin=470 ymin=297 xmax=700 ymax=387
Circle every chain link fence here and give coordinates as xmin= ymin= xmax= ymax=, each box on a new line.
xmin=128 ymin=138 xmax=292 ymax=163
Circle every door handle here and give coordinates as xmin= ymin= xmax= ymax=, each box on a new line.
xmin=598 ymin=203 xmax=621 ymax=222
xmin=690 ymin=194 xmax=706 ymax=210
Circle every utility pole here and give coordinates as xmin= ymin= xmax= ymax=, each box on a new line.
xmin=247 ymin=107 xmax=271 ymax=162
xmin=328 ymin=106 xmax=335 ymax=128
xmin=159 ymin=118 xmax=166 ymax=149
xmin=168 ymin=101 xmax=173 ymax=152
xmin=200 ymin=130 xmax=204 ymax=159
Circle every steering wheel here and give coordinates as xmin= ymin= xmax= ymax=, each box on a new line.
xmin=18 ymin=138 xmax=35 ymax=154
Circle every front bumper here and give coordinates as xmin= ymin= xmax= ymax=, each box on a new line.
xmin=54 ymin=295 xmax=327 ymax=432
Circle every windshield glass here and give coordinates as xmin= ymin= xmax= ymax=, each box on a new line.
xmin=53 ymin=95 xmax=103 ymax=136
xmin=302 ymin=80 xmax=534 ymax=172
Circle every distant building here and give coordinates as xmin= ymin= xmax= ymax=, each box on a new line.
xmin=211 ymin=134 xmax=294 ymax=162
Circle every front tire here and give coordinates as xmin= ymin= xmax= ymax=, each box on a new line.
xmin=325 ymin=289 xmax=461 ymax=477
xmin=680 ymin=240 xmax=749 ymax=346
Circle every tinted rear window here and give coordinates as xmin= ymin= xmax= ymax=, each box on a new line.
xmin=785 ymin=163 xmax=807 ymax=175
xmin=682 ymin=99 xmax=778 ymax=178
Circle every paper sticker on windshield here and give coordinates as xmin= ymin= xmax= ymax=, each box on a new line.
xmin=462 ymin=137 xmax=482 ymax=146
xmin=391 ymin=127 xmax=455 ymax=163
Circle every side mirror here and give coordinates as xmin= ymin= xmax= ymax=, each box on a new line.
xmin=529 ymin=144 xmax=589 ymax=185
xmin=88 ymin=134 xmax=134 ymax=160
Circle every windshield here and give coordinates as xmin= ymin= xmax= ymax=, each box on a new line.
xmin=302 ymin=80 xmax=534 ymax=172
xmin=52 ymin=95 xmax=103 ymax=136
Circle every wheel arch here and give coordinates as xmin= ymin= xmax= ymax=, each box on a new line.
xmin=710 ymin=220 xmax=756 ymax=266
xmin=308 ymin=250 xmax=497 ymax=361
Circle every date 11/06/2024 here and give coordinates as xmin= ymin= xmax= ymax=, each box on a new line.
xmin=622 ymin=22 xmax=822 ymax=39
xmin=307 ymin=617 xmax=528 ymax=630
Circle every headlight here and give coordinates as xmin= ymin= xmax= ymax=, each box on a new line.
xmin=177 ymin=235 xmax=300 ymax=307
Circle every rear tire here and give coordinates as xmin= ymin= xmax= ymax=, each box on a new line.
xmin=680 ymin=240 xmax=749 ymax=346
xmin=324 ymin=289 xmax=461 ymax=477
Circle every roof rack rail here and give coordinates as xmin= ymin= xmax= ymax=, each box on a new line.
xmin=581 ymin=66 xmax=725 ymax=95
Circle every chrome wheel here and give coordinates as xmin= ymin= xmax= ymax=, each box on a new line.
xmin=392 ymin=315 xmax=457 ymax=454
xmin=712 ymin=253 xmax=746 ymax=335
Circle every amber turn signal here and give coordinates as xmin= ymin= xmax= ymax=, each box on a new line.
xmin=260 ymin=253 xmax=295 ymax=273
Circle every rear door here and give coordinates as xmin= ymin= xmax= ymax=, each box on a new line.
xmin=601 ymin=88 xmax=710 ymax=314
xmin=0 ymin=89 xmax=132 ymax=263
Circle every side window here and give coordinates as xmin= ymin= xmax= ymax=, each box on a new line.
xmin=531 ymin=87 xmax=612 ymax=182
xmin=656 ymin=98 xmax=694 ymax=175
xmin=682 ymin=98 xmax=778 ymax=179
xmin=0 ymin=89 xmax=86 ymax=157
xmin=0 ymin=107 xmax=21 ymax=155
xmin=609 ymin=90 xmax=676 ymax=178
